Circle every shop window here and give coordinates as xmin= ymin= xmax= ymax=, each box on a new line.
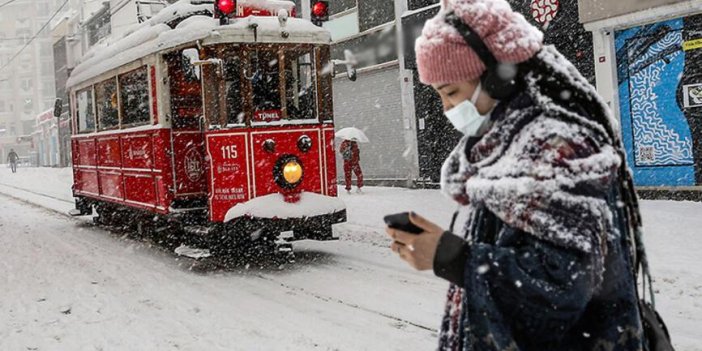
xmin=95 ymin=78 xmax=119 ymax=130
xmin=284 ymin=50 xmax=317 ymax=120
xmin=77 ymin=88 xmax=96 ymax=133
xmin=119 ymin=67 xmax=150 ymax=126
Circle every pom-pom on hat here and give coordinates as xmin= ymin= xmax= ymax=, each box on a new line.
xmin=415 ymin=0 xmax=544 ymax=86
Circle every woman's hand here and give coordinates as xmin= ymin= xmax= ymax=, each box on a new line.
xmin=385 ymin=212 xmax=445 ymax=271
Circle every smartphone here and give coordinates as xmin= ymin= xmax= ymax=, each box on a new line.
xmin=384 ymin=212 xmax=424 ymax=234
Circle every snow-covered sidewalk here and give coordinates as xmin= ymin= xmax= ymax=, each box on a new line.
xmin=0 ymin=166 xmax=700 ymax=350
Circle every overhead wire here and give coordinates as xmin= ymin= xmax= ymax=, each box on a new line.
xmin=0 ymin=0 xmax=70 ymax=73
xmin=0 ymin=0 xmax=19 ymax=10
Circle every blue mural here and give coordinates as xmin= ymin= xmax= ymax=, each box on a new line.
xmin=616 ymin=18 xmax=697 ymax=186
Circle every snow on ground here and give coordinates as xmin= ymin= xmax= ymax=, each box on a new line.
xmin=0 ymin=166 xmax=700 ymax=350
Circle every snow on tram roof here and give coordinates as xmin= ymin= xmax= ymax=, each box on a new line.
xmin=67 ymin=0 xmax=329 ymax=89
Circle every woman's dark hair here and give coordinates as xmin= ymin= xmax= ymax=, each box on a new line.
xmin=515 ymin=53 xmax=618 ymax=143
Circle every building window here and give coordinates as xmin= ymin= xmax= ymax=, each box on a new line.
xmin=21 ymin=78 xmax=32 ymax=91
xmin=330 ymin=0 xmax=357 ymax=13
xmin=23 ymin=98 xmax=33 ymax=114
xmin=87 ymin=4 xmax=112 ymax=47
xmin=408 ymin=0 xmax=439 ymax=11
xmin=358 ymin=0 xmax=395 ymax=32
xmin=77 ymin=88 xmax=96 ymax=133
xmin=119 ymin=67 xmax=150 ymax=126
xmin=37 ymin=2 xmax=50 ymax=16
xmin=95 ymin=78 xmax=119 ymax=130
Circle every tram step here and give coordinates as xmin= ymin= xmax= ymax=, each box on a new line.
xmin=68 ymin=209 xmax=90 ymax=217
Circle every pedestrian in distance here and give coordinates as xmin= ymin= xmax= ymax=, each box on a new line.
xmin=340 ymin=139 xmax=363 ymax=194
xmin=385 ymin=0 xmax=667 ymax=350
xmin=7 ymin=148 xmax=19 ymax=173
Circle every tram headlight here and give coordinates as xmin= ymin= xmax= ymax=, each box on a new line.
xmin=283 ymin=161 xmax=302 ymax=184
xmin=275 ymin=156 xmax=303 ymax=188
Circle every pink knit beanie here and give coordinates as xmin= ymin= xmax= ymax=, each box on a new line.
xmin=416 ymin=0 xmax=544 ymax=86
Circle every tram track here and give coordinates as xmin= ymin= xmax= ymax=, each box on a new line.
xmin=0 ymin=182 xmax=440 ymax=336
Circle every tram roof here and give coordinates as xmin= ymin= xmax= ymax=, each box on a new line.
xmin=67 ymin=3 xmax=330 ymax=89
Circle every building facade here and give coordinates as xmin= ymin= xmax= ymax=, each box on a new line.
xmin=581 ymin=0 xmax=702 ymax=189
xmin=44 ymin=0 xmax=166 ymax=166
xmin=31 ymin=108 xmax=60 ymax=166
xmin=0 ymin=0 xmax=66 ymax=161
xmin=293 ymin=0 xmax=595 ymax=185
xmin=401 ymin=0 xmax=594 ymax=184
xmin=294 ymin=0 xmax=420 ymax=185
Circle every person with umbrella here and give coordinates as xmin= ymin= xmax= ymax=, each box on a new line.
xmin=336 ymin=127 xmax=368 ymax=194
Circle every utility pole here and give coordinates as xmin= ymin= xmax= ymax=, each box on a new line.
xmin=393 ymin=0 xmax=420 ymax=185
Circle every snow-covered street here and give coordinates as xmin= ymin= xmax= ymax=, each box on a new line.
xmin=0 ymin=167 xmax=701 ymax=350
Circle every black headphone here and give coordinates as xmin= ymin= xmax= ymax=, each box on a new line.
xmin=445 ymin=12 xmax=518 ymax=100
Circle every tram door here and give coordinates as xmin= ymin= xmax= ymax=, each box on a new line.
xmin=166 ymin=51 xmax=208 ymax=205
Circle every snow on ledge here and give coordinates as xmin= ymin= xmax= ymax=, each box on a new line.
xmin=224 ymin=192 xmax=346 ymax=222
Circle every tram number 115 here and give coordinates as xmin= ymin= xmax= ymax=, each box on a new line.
xmin=221 ymin=145 xmax=239 ymax=160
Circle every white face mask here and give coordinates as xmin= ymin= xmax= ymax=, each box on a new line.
xmin=444 ymin=82 xmax=490 ymax=136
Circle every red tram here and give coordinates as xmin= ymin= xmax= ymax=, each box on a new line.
xmin=67 ymin=0 xmax=348 ymax=256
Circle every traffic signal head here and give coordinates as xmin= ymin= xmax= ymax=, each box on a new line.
xmin=311 ymin=1 xmax=329 ymax=26
xmin=215 ymin=0 xmax=237 ymax=24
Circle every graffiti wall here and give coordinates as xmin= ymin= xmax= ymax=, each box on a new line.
xmin=615 ymin=14 xmax=702 ymax=186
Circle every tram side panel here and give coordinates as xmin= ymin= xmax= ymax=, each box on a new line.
xmin=72 ymin=128 xmax=175 ymax=214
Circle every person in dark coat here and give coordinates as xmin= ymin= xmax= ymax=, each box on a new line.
xmin=7 ymin=148 xmax=19 ymax=173
xmin=386 ymin=0 xmax=648 ymax=350
xmin=340 ymin=139 xmax=364 ymax=193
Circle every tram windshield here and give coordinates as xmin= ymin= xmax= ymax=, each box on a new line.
xmin=205 ymin=44 xmax=330 ymax=128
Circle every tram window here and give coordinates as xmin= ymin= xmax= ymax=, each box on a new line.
xmin=119 ymin=67 xmax=150 ymax=126
xmin=224 ymin=56 xmax=244 ymax=125
xmin=284 ymin=51 xmax=317 ymax=120
xmin=76 ymin=88 xmax=95 ymax=133
xmin=251 ymin=50 xmax=282 ymax=116
xmin=95 ymin=78 xmax=119 ymax=130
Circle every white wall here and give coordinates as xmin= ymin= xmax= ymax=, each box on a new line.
xmin=110 ymin=0 xmax=139 ymax=38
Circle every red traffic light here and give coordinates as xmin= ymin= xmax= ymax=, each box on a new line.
xmin=217 ymin=0 xmax=236 ymax=16
xmin=311 ymin=1 xmax=329 ymax=25
xmin=312 ymin=1 xmax=328 ymax=17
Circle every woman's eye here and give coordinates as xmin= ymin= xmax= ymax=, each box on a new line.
xmin=446 ymin=91 xmax=458 ymax=97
